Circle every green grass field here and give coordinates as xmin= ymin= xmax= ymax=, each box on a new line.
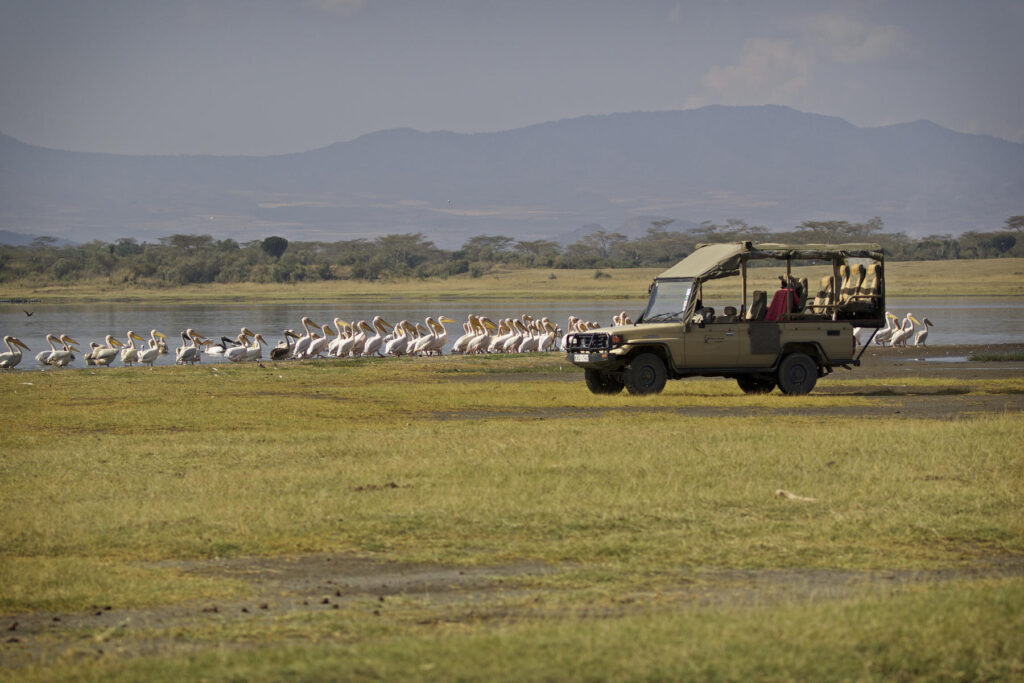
xmin=4 ymin=256 xmax=1024 ymax=303
xmin=2 ymin=355 xmax=1022 ymax=680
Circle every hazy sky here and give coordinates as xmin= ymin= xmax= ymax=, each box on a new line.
xmin=2 ymin=0 xmax=1022 ymax=156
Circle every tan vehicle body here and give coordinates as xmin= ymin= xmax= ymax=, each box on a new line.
xmin=567 ymin=242 xmax=885 ymax=395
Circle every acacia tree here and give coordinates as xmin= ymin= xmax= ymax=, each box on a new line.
xmin=261 ymin=235 xmax=289 ymax=260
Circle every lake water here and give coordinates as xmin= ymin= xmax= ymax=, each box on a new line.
xmin=1 ymin=296 xmax=1022 ymax=370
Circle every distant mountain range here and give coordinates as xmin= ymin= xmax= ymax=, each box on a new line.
xmin=1 ymin=105 xmax=1021 ymax=248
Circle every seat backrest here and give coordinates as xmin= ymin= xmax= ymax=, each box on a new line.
xmin=840 ymin=264 xmax=864 ymax=304
xmin=746 ymin=290 xmax=767 ymax=321
xmin=857 ymin=264 xmax=880 ymax=299
xmin=719 ymin=306 xmax=738 ymax=323
xmin=794 ymin=277 xmax=809 ymax=312
xmin=812 ymin=276 xmax=833 ymax=313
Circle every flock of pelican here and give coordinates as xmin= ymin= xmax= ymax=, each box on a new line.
xmin=856 ymin=312 xmax=934 ymax=347
xmin=0 ymin=313 xmax=614 ymax=370
xmin=1 ymin=309 xmax=938 ymax=370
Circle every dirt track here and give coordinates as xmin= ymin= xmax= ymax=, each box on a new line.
xmin=2 ymin=343 xmax=1022 ymax=670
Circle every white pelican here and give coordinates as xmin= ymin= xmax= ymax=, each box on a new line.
xmin=245 ymin=333 xmax=267 ymax=361
xmin=0 ymin=336 xmax=30 ymax=369
xmin=385 ymin=321 xmax=413 ymax=356
xmin=93 ymin=335 xmax=125 ymax=367
xmin=466 ymin=317 xmax=498 ymax=354
xmin=450 ymin=318 xmax=477 ymax=354
xmin=362 ymin=317 xmax=393 ymax=357
xmin=270 ymin=330 xmax=300 ymax=361
xmin=518 ymin=321 xmax=541 ymax=353
xmin=291 ymin=317 xmax=320 ymax=359
xmin=138 ymin=333 xmax=164 ymax=368
xmin=306 ymin=324 xmax=333 ymax=359
xmin=175 ymin=330 xmax=205 ymax=365
xmin=327 ymin=319 xmax=349 ymax=357
xmin=120 ymin=330 xmax=147 ymax=367
xmin=84 ymin=342 xmax=101 ymax=366
xmin=538 ymin=318 xmax=558 ymax=352
xmin=912 ymin=316 xmax=934 ymax=346
xmin=47 ymin=334 xmax=79 ymax=367
xmin=890 ymin=314 xmax=915 ymax=347
xmin=137 ymin=330 xmax=166 ymax=368
xmin=36 ymin=334 xmax=62 ymax=365
xmin=873 ymin=312 xmax=898 ymax=346
xmin=427 ymin=316 xmax=456 ymax=355
xmin=205 ymin=337 xmax=234 ymax=357
xmin=224 ymin=334 xmax=250 ymax=362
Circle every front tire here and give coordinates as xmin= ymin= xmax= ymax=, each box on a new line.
xmin=737 ymin=375 xmax=776 ymax=394
xmin=624 ymin=352 xmax=667 ymax=395
xmin=585 ymin=369 xmax=624 ymax=394
xmin=777 ymin=353 xmax=818 ymax=395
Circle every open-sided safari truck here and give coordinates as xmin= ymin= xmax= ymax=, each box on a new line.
xmin=566 ymin=242 xmax=886 ymax=395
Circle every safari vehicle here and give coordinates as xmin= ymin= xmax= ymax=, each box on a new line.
xmin=566 ymin=242 xmax=885 ymax=395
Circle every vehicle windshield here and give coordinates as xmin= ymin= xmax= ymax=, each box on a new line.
xmin=642 ymin=278 xmax=694 ymax=322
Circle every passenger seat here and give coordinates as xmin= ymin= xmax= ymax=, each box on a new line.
xmin=746 ymin=291 xmax=767 ymax=321
xmin=840 ymin=264 xmax=865 ymax=305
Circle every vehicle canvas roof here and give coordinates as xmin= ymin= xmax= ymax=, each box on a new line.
xmin=655 ymin=242 xmax=884 ymax=282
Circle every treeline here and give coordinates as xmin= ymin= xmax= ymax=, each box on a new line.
xmin=1 ymin=216 xmax=1021 ymax=286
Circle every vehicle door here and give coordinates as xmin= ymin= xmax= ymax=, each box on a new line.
xmin=682 ymin=317 xmax=741 ymax=368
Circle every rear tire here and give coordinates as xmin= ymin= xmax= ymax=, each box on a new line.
xmin=736 ymin=375 xmax=776 ymax=394
xmin=585 ymin=369 xmax=624 ymax=394
xmin=777 ymin=353 xmax=818 ymax=395
xmin=624 ymin=353 xmax=667 ymax=395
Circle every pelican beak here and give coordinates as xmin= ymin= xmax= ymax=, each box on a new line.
xmin=155 ymin=331 xmax=167 ymax=339
xmin=439 ymin=316 xmax=456 ymax=324
xmin=910 ymin=316 xmax=920 ymax=325
xmin=14 ymin=338 xmax=30 ymax=350
xmin=63 ymin=335 xmax=80 ymax=345
xmin=483 ymin=318 xmax=498 ymax=332
xmin=111 ymin=338 xmax=125 ymax=347
xmin=380 ymin=319 xmax=393 ymax=330
xmin=132 ymin=332 xmax=145 ymax=341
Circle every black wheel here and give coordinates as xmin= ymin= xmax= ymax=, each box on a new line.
xmin=777 ymin=353 xmax=818 ymax=395
xmin=736 ymin=375 xmax=776 ymax=394
xmin=585 ymin=368 xmax=624 ymax=395
xmin=624 ymin=352 xmax=667 ymax=395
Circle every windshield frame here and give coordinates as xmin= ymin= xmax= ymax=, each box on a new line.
xmin=641 ymin=277 xmax=695 ymax=323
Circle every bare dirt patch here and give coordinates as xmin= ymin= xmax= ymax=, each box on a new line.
xmin=4 ymin=553 xmax=1023 ymax=670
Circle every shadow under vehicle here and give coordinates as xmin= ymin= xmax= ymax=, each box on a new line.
xmin=565 ymin=242 xmax=886 ymax=395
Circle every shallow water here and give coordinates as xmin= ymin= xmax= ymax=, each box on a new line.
xmin=1 ymin=296 xmax=1021 ymax=371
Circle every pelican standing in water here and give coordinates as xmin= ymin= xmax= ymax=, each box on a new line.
xmin=912 ymin=316 xmax=934 ymax=346
xmin=0 ymin=336 xmax=30 ymax=369
xmin=93 ymin=335 xmax=125 ymax=367
xmin=291 ymin=317 xmax=321 ymax=359
xmin=120 ymin=330 xmax=147 ymax=367
xmin=175 ymin=329 xmax=206 ymax=365
xmin=890 ymin=314 xmax=915 ymax=347
xmin=873 ymin=312 xmax=898 ymax=346
xmin=223 ymin=334 xmax=250 ymax=363
xmin=245 ymin=333 xmax=267 ymax=361
xmin=138 ymin=330 xmax=166 ymax=368
xmin=361 ymin=317 xmax=393 ymax=357
xmin=306 ymin=324 xmax=333 ymax=359
xmin=47 ymin=334 xmax=79 ymax=367
xmin=450 ymin=317 xmax=477 ymax=354
xmin=36 ymin=334 xmax=62 ymax=365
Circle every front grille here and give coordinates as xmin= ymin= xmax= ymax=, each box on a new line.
xmin=566 ymin=332 xmax=611 ymax=352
